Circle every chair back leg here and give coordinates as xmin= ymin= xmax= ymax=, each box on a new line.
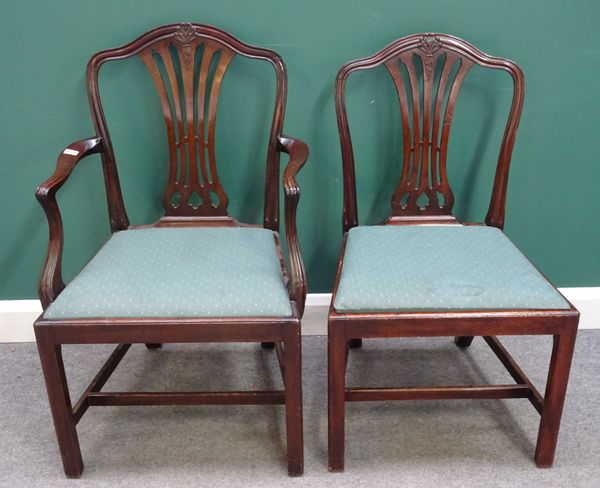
xmin=454 ymin=336 xmax=475 ymax=348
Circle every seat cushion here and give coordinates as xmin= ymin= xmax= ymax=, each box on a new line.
xmin=333 ymin=225 xmax=570 ymax=313
xmin=44 ymin=227 xmax=292 ymax=319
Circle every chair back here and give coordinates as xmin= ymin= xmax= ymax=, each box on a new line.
xmin=335 ymin=33 xmax=524 ymax=231
xmin=87 ymin=23 xmax=287 ymax=229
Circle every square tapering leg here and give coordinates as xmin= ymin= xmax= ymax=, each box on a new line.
xmin=284 ymin=326 xmax=304 ymax=476
xmin=534 ymin=325 xmax=577 ymax=467
xmin=328 ymin=322 xmax=346 ymax=471
xmin=36 ymin=333 xmax=83 ymax=478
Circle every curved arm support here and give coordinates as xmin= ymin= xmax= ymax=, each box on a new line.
xmin=278 ymin=135 xmax=309 ymax=317
xmin=35 ymin=137 xmax=103 ymax=309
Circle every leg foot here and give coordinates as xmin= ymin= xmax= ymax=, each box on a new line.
xmin=455 ymin=336 xmax=474 ymax=348
xmin=328 ymin=323 xmax=346 ymax=472
xmin=36 ymin=333 xmax=83 ymax=478
xmin=284 ymin=327 xmax=303 ymax=476
xmin=534 ymin=327 xmax=577 ymax=467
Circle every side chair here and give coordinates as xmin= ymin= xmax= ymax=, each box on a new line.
xmin=328 ymin=33 xmax=578 ymax=471
xmin=34 ymin=23 xmax=307 ymax=477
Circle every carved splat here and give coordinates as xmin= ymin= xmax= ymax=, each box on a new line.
xmin=139 ymin=23 xmax=235 ymax=217
xmin=384 ymin=35 xmax=474 ymax=215
xmin=335 ymin=33 xmax=524 ymax=230
xmin=86 ymin=23 xmax=287 ymax=230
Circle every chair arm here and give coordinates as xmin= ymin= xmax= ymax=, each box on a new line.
xmin=35 ymin=137 xmax=103 ymax=309
xmin=278 ymin=135 xmax=309 ymax=317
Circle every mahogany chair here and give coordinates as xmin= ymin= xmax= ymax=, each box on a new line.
xmin=34 ymin=23 xmax=307 ymax=477
xmin=328 ymin=33 xmax=578 ymax=471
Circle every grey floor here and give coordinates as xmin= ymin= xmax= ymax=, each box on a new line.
xmin=1 ymin=332 xmax=599 ymax=488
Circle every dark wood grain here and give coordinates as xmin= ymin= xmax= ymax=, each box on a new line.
xmin=345 ymin=384 xmax=531 ymax=402
xmin=86 ymin=390 xmax=286 ymax=406
xmin=35 ymin=23 xmax=307 ymax=478
xmin=329 ymin=32 xmax=578 ymax=472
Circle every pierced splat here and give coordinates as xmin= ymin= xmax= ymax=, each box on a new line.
xmin=139 ymin=24 xmax=236 ymax=217
xmin=336 ymin=33 xmax=524 ymax=231
xmin=86 ymin=23 xmax=288 ymax=231
xmin=384 ymin=34 xmax=474 ymax=215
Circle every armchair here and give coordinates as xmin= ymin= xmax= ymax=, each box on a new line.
xmin=34 ymin=23 xmax=307 ymax=477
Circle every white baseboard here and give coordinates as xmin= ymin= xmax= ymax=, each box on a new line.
xmin=0 ymin=300 xmax=42 ymax=342
xmin=1 ymin=288 xmax=598 ymax=342
xmin=561 ymin=287 xmax=600 ymax=329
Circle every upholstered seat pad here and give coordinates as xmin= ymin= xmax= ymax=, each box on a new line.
xmin=44 ymin=227 xmax=292 ymax=319
xmin=333 ymin=225 xmax=570 ymax=313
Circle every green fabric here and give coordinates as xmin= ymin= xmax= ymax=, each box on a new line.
xmin=45 ymin=227 xmax=292 ymax=318
xmin=334 ymin=225 xmax=570 ymax=313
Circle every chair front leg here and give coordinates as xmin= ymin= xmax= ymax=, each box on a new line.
xmin=534 ymin=326 xmax=577 ymax=467
xmin=36 ymin=334 xmax=83 ymax=478
xmin=284 ymin=326 xmax=303 ymax=476
xmin=328 ymin=322 xmax=346 ymax=471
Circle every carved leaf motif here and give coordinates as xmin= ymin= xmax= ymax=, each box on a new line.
xmin=175 ymin=23 xmax=197 ymax=45
xmin=174 ymin=23 xmax=198 ymax=66
xmin=418 ymin=34 xmax=442 ymax=80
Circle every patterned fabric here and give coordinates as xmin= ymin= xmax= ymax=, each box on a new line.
xmin=334 ymin=225 xmax=570 ymax=313
xmin=44 ymin=227 xmax=292 ymax=318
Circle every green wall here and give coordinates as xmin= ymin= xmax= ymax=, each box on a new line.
xmin=1 ymin=0 xmax=599 ymax=299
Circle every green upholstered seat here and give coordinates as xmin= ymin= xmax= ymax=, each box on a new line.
xmin=333 ymin=225 xmax=570 ymax=313
xmin=44 ymin=227 xmax=292 ymax=319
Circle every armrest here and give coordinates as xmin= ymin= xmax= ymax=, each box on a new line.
xmin=278 ymin=135 xmax=309 ymax=317
xmin=35 ymin=137 xmax=103 ymax=309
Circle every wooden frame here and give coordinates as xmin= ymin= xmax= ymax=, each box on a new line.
xmin=329 ymin=33 xmax=579 ymax=471
xmin=34 ymin=23 xmax=307 ymax=478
